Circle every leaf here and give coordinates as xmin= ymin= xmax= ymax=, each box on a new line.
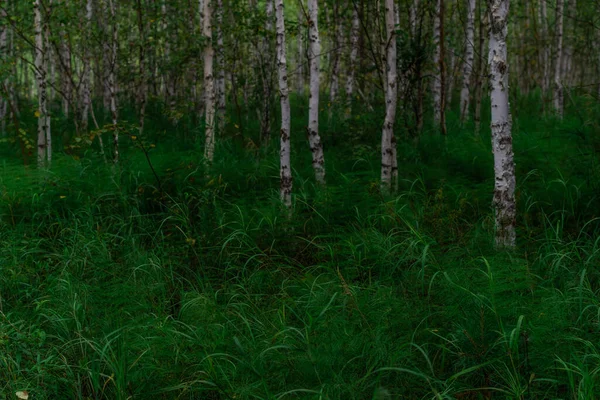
xmin=34 ymin=110 xmax=40 ymax=118
xmin=15 ymin=391 xmax=29 ymax=400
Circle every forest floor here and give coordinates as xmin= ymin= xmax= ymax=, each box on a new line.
xmin=1 ymin=95 xmax=600 ymax=399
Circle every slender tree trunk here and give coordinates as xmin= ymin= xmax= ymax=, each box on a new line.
xmin=107 ymin=0 xmax=119 ymax=164
xmin=0 ymin=0 xmax=7 ymax=133
xmin=474 ymin=0 xmax=487 ymax=133
xmin=460 ymin=0 xmax=476 ymax=122
xmin=59 ymin=0 xmax=71 ymax=118
xmin=553 ymin=0 xmax=564 ymax=116
xmin=345 ymin=4 xmax=359 ymax=118
xmin=307 ymin=0 xmax=325 ymax=185
xmin=216 ymin=0 xmax=225 ymax=133
xmin=539 ymin=0 xmax=549 ymax=93
xmin=136 ymin=0 xmax=147 ymax=135
xmin=439 ymin=0 xmax=447 ymax=135
xmin=489 ymin=0 xmax=516 ymax=248
xmin=81 ymin=0 xmax=93 ymax=132
xmin=380 ymin=0 xmax=397 ymax=192
xmin=561 ymin=0 xmax=575 ymax=88
xmin=328 ymin=1 xmax=341 ymax=110
xmin=410 ymin=0 xmax=419 ymax=37
xmin=203 ymin=0 xmax=216 ymax=165
xmin=260 ymin=0 xmax=274 ymax=144
xmin=432 ymin=0 xmax=442 ymax=125
xmin=34 ymin=0 xmax=50 ymax=168
xmin=297 ymin=3 xmax=305 ymax=97
xmin=275 ymin=0 xmax=292 ymax=209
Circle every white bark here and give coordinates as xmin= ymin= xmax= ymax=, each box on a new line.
xmin=260 ymin=0 xmax=274 ymax=143
xmin=203 ymin=0 xmax=216 ymax=164
xmin=381 ymin=0 xmax=397 ymax=192
xmin=81 ymin=0 xmax=93 ymax=132
xmin=276 ymin=0 xmax=292 ymax=209
xmin=553 ymin=0 xmax=564 ymax=116
xmin=489 ymin=0 xmax=516 ymax=248
xmin=561 ymin=0 xmax=575 ymax=88
xmin=328 ymin=2 xmax=341 ymax=108
xmin=307 ymin=0 xmax=325 ymax=185
xmin=216 ymin=0 xmax=225 ymax=133
xmin=460 ymin=0 xmax=475 ymax=122
xmin=345 ymin=4 xmax=359 ymax=117
xmin=0 ymin=0 xmax=7 ymax=131
xmin=297 ymin=3 xmax=305 ymax=97
xmin=107 ymin=0 xmax=118 ymax=164
xmin=410 ymin=0 xmax=420 ymax=36
xmin=34 ymin=0 xmax=50 ymax=168
xmin=59 ymin=0 xmax=72 ymax=117
xmin=539 ymin=0 xmax=549 ymax=92
xmin=136 ymin=0 xmax=147 ymax=135
xmin=432 ymin=0 xmax=442 ymax=124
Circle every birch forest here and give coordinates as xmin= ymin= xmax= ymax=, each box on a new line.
xmin=1 ymin=0 xmax=600 ymax=398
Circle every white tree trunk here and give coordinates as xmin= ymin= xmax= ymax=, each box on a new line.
xmin=203 ymin=0 xmax=216 ymax=164
xmin=297 ymin=3 xmax=305 ymax=97
xmin=381 ymin=0 xmax=397 ymax=192
xmin=489 ymin=0 xmax=516 ymax=248
xmin=345 ymin=4 xmax=359 ymax=117
xmin=561 ymin=0 xmax=575 ymax=88
xmin=460 ymin=0 xmax=475 ymax=122
xmin=59 ymin=0 xmax=72 ymax=118
xmin=216 ymin=0 xmax=225 ymax=133
xmin=307 ymin=0 xmax=325 ymax=185
xmin=81 ymin=0 xmax=93 ymax=132
xmin=410 ymin=0 xmax=420 ymax=36
xmin=539 ymin=0 xmax=549 ymax=93
xmin=34 ymin=0 xmax=50 ymax=168
xmin=328 ymin=2 xmax=341 ymax=108
xmin=553 ymin=0 xmax=564 ymax=116
xmin=432 ymin=0 xmax=442 ymax=124
xmin=108 ymin=0 xmax=119 ymax=164
xmin=0 ymin=0 xmax=7 ymax=132
xmin=136 ymin=0 xmax=147 ymax=135
xmin=276 ymin=0 xmax=292 ymax=209
xmin=260 ymin=0 xmax=274 ymax=144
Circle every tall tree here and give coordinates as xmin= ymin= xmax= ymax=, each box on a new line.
xmin=380 ymin=0 xmax=397 ymax=192
xmin=275 ymin=0 xmax=292 ymax=209
xmin=203 ymin=0 xmax=216 ymax=165
xmin=488 ymin=0 xmax=516 ymax=248
xmin=307 ymin=0 xmax=325 ymax=185
xmin=34 ymin=0 xmax=50 ymax=167
xmin=460 ymin=0 xmax=476 ymax=122
xmin=553 ymin=0 xmax=564 ymax=117
xmin=344 ymin=3 xmax=359 ymax=118
xmin=215 ymin=0 xmax=225 ymax=133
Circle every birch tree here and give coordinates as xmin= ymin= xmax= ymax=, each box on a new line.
xmin=553 ymin=0 xmax=564 ymax=117
xmin=81 ymin=0 xmax=93 ymax=132
xmin=296 ymin=4 xmax=305 ymax=97
xmin=460 ymin=0 xmax=476 ymax=122
xmin=107 ymin=0 xmax=119 ymax=164
xmin=307 ymin=0 xmax=325 ymax=185
xmin=539 ymin=0 xmax=549 ymax=92
xmin=380 ymin=0 xmax=397 ymax=192
xmin=275 ymin=0 xmax=292 ymax=209
xmin=345 ymin=4 xmax=359 ymax=117
xmin=432 ymin=0 xmax=442 ymax=124
xmin=216 ymin=0 xmax=225 ymax=133
xmin=489 ymin=0 xmax=516 ymax=248
xmin=203 ymin=0 xmax=216 ymax=165
xmin=34 ymin=0 xmax=50 ymax=167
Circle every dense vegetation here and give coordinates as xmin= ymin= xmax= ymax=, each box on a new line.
xmin=1 ymin=91 xmax=600 ymax=399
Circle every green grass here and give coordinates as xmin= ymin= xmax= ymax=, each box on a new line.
xmin=0 ymin=94 xmax=600 ymax=399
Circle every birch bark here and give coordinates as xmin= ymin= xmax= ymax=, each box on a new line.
xmin=34 ymin=0 xmax=50 ymax=167
xmin=460 ymin=0 xmax=476 ymax=122
xmin=307 ymin=0 xmax=325 ymax=185
xmin=489 ymin=0 xmax=516 ymax=248
xmin=276 ymin=0 xmax=292 ymax=209
xmin=380 ymin=0 xmax=397 ymax=192
xmin=553 ymin=0 xmax=564 ymax=116
xmin=345 ymin=4 xmax=359 ymax=117
xmin=216 ymin=0 xmax=225 ymax=133
xmin=203 ymin=0 xmax=216 ymax=164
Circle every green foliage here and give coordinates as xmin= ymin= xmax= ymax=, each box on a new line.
xmin=0 ymin=94 xmax=600 ymax=399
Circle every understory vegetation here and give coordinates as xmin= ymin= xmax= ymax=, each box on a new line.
xmin=1 ymin=93 xmax=600 ymax=399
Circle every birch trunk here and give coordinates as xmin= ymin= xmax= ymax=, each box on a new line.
xmin=489 ymin=0 xmax=516 ymax=248
xmin=474 ymin=1 xmax=487 ymax=133
xmin=307 ymin=0 xmax=325 ymax=185
xmin=553 ymin=0 xmax=564 ymax=117
xmin=410 ymin=0 xmax=419 ymax=37
xmin=81 ymin=0 xmax=93 ymax=132
xmin=561 ymin=0 xmax=575 ymax=88
xmin=136 ymin=0 xmax=147 ymax=135
xmin=380 ymin=0 xmax=397 ymax=192
xmin=0 ymin=0 xmax=7 ymax=133
xmin=216 ymin=0 xmax=225 ymax=133
xmin=107 ymin=0 xmax=119 ymax=164
xmin=260 ymin=0 xmax=274 ymax=144
xmin=297 ymin=4 xmax=305 ymax=97
xmin=345 ymin=4 xmax=359 ymax=117
xmin=539 ymin=0 xmax=549 ymax=93
xmin=34 ymin=0 xmax=50 ymax=168
xmin=460 ymin=0 xmax=476 ymax=122
xmin=59 ymin=0 xmax=72 ymax=118
xmin=328 ymin=2 xmax=341 ymax=110
xmin=276 ymin=0 xmax=292 ymax=209
xmin=432 ymin=0 xmax=442 ymax=124
xmin=203 ymin=0 xmax=216 ymax=165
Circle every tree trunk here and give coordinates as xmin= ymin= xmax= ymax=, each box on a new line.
xmin=275 ymin=0 xmax=292 ymax=209
xmin=34 ymin=0 xmax=50 ymax=168
xmin=297 ymin=3 xmax=306 ymax=97
xmin=460 ymin=0 xmax=476 ymax=122
xmin=345 ymin=3 xmax=360 ymax=118
xmin=553 ymin=0 xmax=564 ymax=117
xmin=489 ymin=0 xmax=516 ymax=248
xmin=474 ymin=0 xmax=487 ymax=133
xmin=260 ymin=0 xmax=274 ymax=144
xmin=203 ymin=0 xmax=216 ymax=165
xmin=136 ymin=0 xmax=147 ymax=135
xmin=328 ymin=1 xmax=341 ymax=113
xmin=380 ymin=0 xmax=397 ymax=192
xmin=216 ymin=0 xmax=226 ymax=133
xmin=539 ymin=0 xmax=549 ymax=93
xmin=107 ymin=0 xmax=119 ymax=164
xmin=81 ymin=0 xmax=93 ymax=132
xmin=307 ymin=0 xmax=325 ymax=185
